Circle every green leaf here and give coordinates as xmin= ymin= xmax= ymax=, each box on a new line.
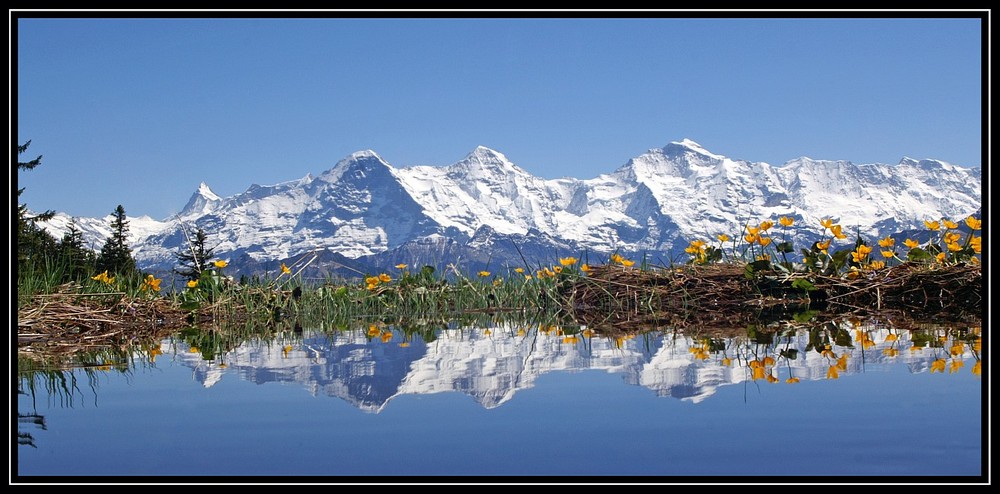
xmin=776 ymin=241 xmax=795 ymax=253
xmin=791 ymin=278 xmax=817 ymax=292
xmin=180 ymin=301 xmax=200 ymax=312
xmin=906 ymin=247 xmax=932 ymax=262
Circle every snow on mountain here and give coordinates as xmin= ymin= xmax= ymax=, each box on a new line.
xmin=35 ymin=139 xmax=982 ymax=275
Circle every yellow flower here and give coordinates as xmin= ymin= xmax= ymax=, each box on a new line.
xmin=757 ymin=236 xmax=772 ymax=247
xmin=744 ymin=233 xmax=758 ymax=244
xmin=964 ymin=216 xmax=981 ymax=230
xmin=786 ymin=377 xmax=800 ymax=384
xmin=877 ymin=236 xmax=894 ymax=248
xmin=620 ymin=259 xmax=635 ymax=267
xmin=820 ymin=218 xmax=834 ymax=229
xmin=187 ymin=279 xmax=199 ymax=289
xmin=778 ymin=216 xmax=794 ymax=227
xmin=552 ymin=266 xmax=563 ymax=274
xmin=880 ymin=250 xmax=895 ymax=258
xmin=717 ymin=233 xmax=730 ymax=242
xmin=525 ymin=274 xmax=533 ymax=280
xmin=610 ymin=253 xmax=625 ymax=264
xmin=381 ymin=331 xmax=393 ymax=343
xmin=758 ymin=220 xmax=774 ymax=232
xmin=91 ymin=270 xmax=115 ymax=285
xmin=972 ymin=361 xmax=981 ymax=376
xmin=378 ymin=273 xmax=391 ymax=283
xmin=752 ymin=366 xmax=767 ymax=380
xmin=399 ymin=342 xmax=410 ymax=348
xmin=943 ymin=232 xmax=961 ymax=244
xmin=949 ymin=343 xmax=965 ymax=356
xmin=762 ymin=356 xmax=775 ymax=367
xmin=367 ymin=325 xmax=380 ymax=337
xmin=280 ymin=262 xmax=292 ymax=274
xmin=969 ymin=236 xmax=981 ymax=253
xmin=478 ymin=271 xmax=491 ymax=277
xmin=830 ymin=224 xmax=847 ymax=239
xmin=514 ymin=267 xmax=524 ymax=273
xmin=885 ymin=333 xmax=898 ymax=342
xmin=924 ymin=220 xmax=940 ymax=231
xmin=948 ymin=360 xmax=964 ymax=373
xmin=141 ymin=274 xmax=162 ymax=292
xmin=935 ymin=252 xmax=947 ymax=264
xmin=816 ymin=239 xmax=832 ymax=254
xmin=395 ymin=263 xmax=407 ymax=269
xmin=213 ymin=260 xmax=228 ymax=268
xmin=580 ymin=264 xmax=591 ymax=273
xmin=746 ymin=226 xmax=760 ymax=235
xmin=826 ymin=366 xmax=840 ymax=379
xmin=559 ymin=256 xmax=578 ymax=266
xmin=883 ymin=348 xmax=899 ymax=357
xmin=946 ymin=242 xmax=962 ymax=252
xmin=930 ymin=359 xmax=946 ymax=373
xmin=755 ymin=254 xmax=770 ymax=261
xmin=516 ymin=328 xmax=526 ymax=337
xmin=942 ymin=219 xmax=958 ymax=230
xmin=562 ymin=336 xmax=579 ymax=344
xmin=721 ymin=357 xmax=732 ymax=367
xmin=903 ymin=238 xmax=920 ymax=249
xmin=189 ymin=346 xmax=200 ymax=354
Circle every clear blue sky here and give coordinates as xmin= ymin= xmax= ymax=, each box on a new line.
xmin=14 ymin=14 xmax=985 ymax=220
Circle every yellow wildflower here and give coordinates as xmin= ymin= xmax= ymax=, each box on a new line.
xmin=826 ymin=366 xmax=840 ymax=379
xmin=281 ymin=262 xmax=292 ymax=274
xmin=580 ymin=264 xmax=591 ymax=273
xmin=969 ymin=236 xmax=981 ymax=253
xmin=381 ymin=331 xmax=393 ymax=343
xmin=552 ymin=266 xmax=563 ymax=274
xmin=213 ymin=260 xmax=228 ymax=268
xmin=885 ymin=333 xmax=898 ymax=342
xmin=141 ymin=274 xmax=162 ymax=292
xmin=755 ymin=254 xmax=770 ymax=261
xmin=746 ymin=226 xmax=760 ymax=235
xmin=820 ymin=218 xmax=834 ymax=229
xmin=778 ymin=216 xmax=794 ymax=227
xmin=367 ymin=325 xmax=380 ymax=337
xmin=744 ymin=233 xmax=758 ymax=244
xmin=935 ymin=252 xmax=947 ymax=264
xmin=762 ymin=356 xmax=775 ymax=367
xmin=948 ymin=360 xmax=964 ymax=373
xmin=752 ymin=366 xmax=767 ymax=380
xmin=880 ymin=250 xmax=895 ymax=259
xmin=395 ymin=263 xmax=407 ymax=269
xmin=189 ymin=346 xmax=200 ymax=354
xmin=517 ymin=328 xmax=526 ymax=337
xmin=514 ymin=267 xmax=524 ymax=273
xmin=786 ymin=377 xmax=800 ymax=384
xmin=877 ymin=236 xmax=894 ymax=248
xmin=610 ymin=253 xmax=625 ymax=264
xmin=525 ymin=274 xmax=533 ymax=280
xmin=378 ymin=273 xmax=391 ymax=283
xmin=91 ymin=270 xmax=115 ymax=285
xmin=562 ymin=336 xmax=579 ymax=344
xmin=758 ymin=220 xmax=774 ymax=232
xmin=478 ymin=271 xmax=491 ymax=277
xmin=717 ymin=233 xmax=730 ymax=242
xmin=883 ymin=348 xmax=899 ymax=357
xmin=944 ymin=232 xmax=961 ymax=244
xmin=757 ymin=236 xmax=772 ymax=247
xmin=942 ymin=219 xmax=958 ymax=230
xmin=930 ymin=359 xmax=946 ymax=373
xmin=946 ymin=242 xmax=962 ymax=252
xmin=972 ymin=361 xmax=981 ymax=376
xmin=187 ymin=279 xmax=199 ymax=289
xmin=621 ymin=259 xmax=636 ymax=267
xmin=964 ymin=216 xmax=981 ymax=230
xmin=399 ymin=342 xmax=410 ymax=348
xmin=559 ymin=256 xmax=578 ymax=266
xmin=903 ymin=238 xmax=920 ymax=249
xmin=924 ymin=220 xmax=940 ymax=231
xmin=721 ymin=357 xmax=732 ymax=367
xmin=830 ymin=224 xmax=847 ymax=239
xmin=816 ymin=239 xmax=832 ymax=254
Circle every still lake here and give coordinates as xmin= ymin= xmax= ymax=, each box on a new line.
xmin=16 ymin=318 xmax=984 ymax=481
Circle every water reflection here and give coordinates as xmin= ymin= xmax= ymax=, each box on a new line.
xmin=38 ymin=318 xmax=974 ymax=414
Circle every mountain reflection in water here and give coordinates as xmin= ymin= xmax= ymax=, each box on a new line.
xmin=146 ymin=319 xmax=981 ymax=413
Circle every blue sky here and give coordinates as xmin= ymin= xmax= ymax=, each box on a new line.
xmin=14 ymin=14 xmax=985 ymax=220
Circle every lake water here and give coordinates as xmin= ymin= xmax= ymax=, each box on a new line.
xmin=15 ymin=318 xmax=984 ymax=482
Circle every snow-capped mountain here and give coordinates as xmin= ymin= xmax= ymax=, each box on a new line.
xmin=38 ymin=139 xmax=982 ymax=276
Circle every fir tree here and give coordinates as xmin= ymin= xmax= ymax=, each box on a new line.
xmin=58 ymin=219 xmax=95 ymax=278
xmin=17 ymin=140 xmax=58 ymax=265
xmin=96 ymin=205 xmax=136 ymax=274
xmin=174 ymin=227 xmax=216 ymax=281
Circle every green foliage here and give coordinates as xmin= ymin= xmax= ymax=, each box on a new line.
xmin=16 ymin=140 xmax=58 ymax=268
xmin=174 ymin=227 xmax=217 ymax=281
xmin=96 ymin=205 xmax=137 ymax=275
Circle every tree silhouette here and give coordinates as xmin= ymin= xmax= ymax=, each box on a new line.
xmin=96 ymin=205 xmax=136 ymax=274
xmin=174 ymin=227 xmax=216 ymax=281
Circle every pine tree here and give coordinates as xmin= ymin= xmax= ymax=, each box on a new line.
xmin=96 ymin=205 xmax=137 ymax=274
xmin=174 ymin=227 xmax=216 ymax=281
xmin=59 ymin=219 xmax=95 ymax=279
xmin=17 ymin=140 xmax=58 ymax=265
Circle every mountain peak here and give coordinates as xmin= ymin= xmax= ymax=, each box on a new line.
xmin=178 ymin=182 xmax=223 ymax=218
xmin=665 ymin=139 xmax=725 ymax=160
xmin=197 ymin=182 xmax=221 ymax=201
xmin=467 ymin=145 xmax=509 ymax=162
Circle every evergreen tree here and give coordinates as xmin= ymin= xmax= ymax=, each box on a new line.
xmin=17 ymin=140 xmax=58 ymax=265
xmin=174 ymin=227 xmax=216 ymax=281
xmin=58 ymin=219 xmax=95 ymax=278
xmin=96 ymin=205 xmax=136 ymax=274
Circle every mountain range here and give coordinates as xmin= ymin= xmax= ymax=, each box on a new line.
xmin=39 ymin=138 xmax=982 ymax=279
